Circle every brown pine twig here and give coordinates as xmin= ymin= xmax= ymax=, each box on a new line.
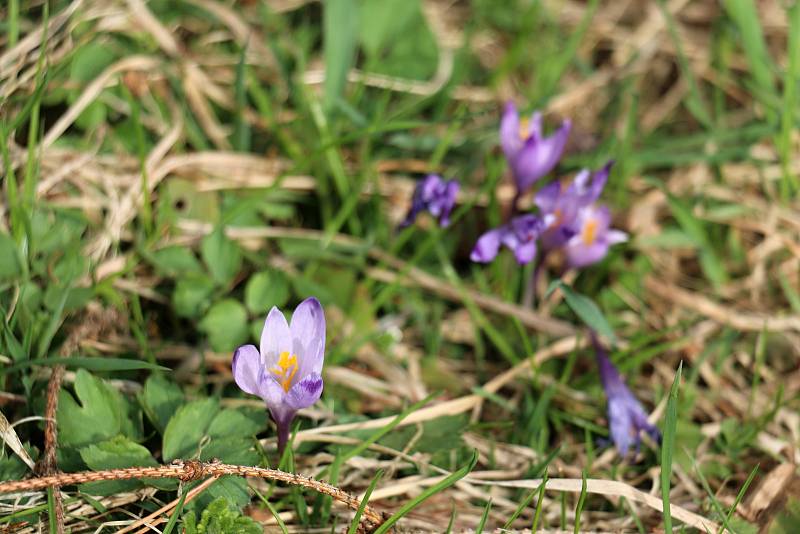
xmin=0 ymin=460 xmax=386 ymax=531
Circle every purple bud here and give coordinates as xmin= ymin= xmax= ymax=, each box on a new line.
xmin=401 ymin=174 xmax=460 ymax=228
xmin=470 ymin=214 xmax=545 ymax=265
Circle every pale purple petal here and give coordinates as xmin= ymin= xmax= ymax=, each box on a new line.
xmin=499 ymin=101 xmax=522 ymax=158
xmin=512 ymin=119 xmax=571 ymax=192
xmin=285 ymin=373 xmax=323 ymax=410
xmin=528 ymin=112 xmax=543 ymax=139
xmin=261 ymin=375 xmax=288 ymax=407
xmin=606 ymin=229 xmax=628 ymax=245
xmin=260 ymin=306 xmax=291 ymax=366
xmin=290 ymin=297 xmax=325 ymax=380
xmin=232 ymin=345 xmax=264 ymax=397
xmin=470 ymin=228 xmax=503 ymax=263
xmin=513 ymin=240 xmax=538 ymax=264
xmin=534 ymin=181 xmax=563 ymax=213
xmin=566 ymin=240 xmax=609 ymax=268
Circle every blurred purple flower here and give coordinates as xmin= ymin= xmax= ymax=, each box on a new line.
xmin=534 ymin=162 xmax=612 ymax=250
xmin=401 ymin=174 xmax=460 ymax=228
xmin=470 ymin=214 xmax=549 ymax=265
xmin=232 ymin=297 xmax=325 ymax=454
xmin=563 ymin=204 xmax=628 ymax=268
xmin=500 ymin=101 xmax=571 ymax=194
xmin=594 ymin=339 xmax=660 ymax=456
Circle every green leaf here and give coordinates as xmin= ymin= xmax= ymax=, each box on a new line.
xmin=661 ymin=361 xmax=682 ymax=534
xmin=359 ymin=0 xmax=419 ymax=57
xmin=172 ymin=274 xmax=216 ymax=318
xmin=201 ymin=227 xmax=242 ymax=286
xmin=323 ymin=0 xmax=360 ymax=108
xmin=78 ymin=436 xmax=167 ymax=495
xmin=548 ymin=281 xmax=616 ymax=343
xmin=244 ymin=270 xmax=290 ymax=314
xmin=186 ymin=495 xmax=261 ymax=533
xmin=140 ymin=374 xmax=184 ymax=435
xmin=199 ymin=299 xmax=249 ymax=352
xmin=0 ymin=233 xmax=21 ymax=279
xmin=1 ymin=357 xmax=169 ymax=376
xmin=207 ymin=409 xmax=263 ymax=439
xmin=149 ymin=246 xmax=203 ymax=277
xmin=57 ymin=369 xmax=137 ymax=448
xmin=162 ymin=398 xmax=219 ymax=461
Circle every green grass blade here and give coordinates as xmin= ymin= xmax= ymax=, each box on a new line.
xmin=161 ymin=490 xmax=187 ymax=534
xmin=573 ymin=469 xmax=588 ymax=534
xmin=779 ymin=1 xmax=800 ymax=197
xmin=347 ymin=469 xmax=383 ymax=534
xmin=723 ymin=0 xmax=776 ymax=109
xmin=252 ymin=486 xmax=289 ymax=534
xmin=661 ymin=361 xmax=683 ymax=533
xmin=531 ymin=474 xmax=548 ymax=532
xmin=373 ymin=450 xmax=478 ymax=534
xmin=476 ymin=499 xmax=492 ymax=533
xmin=323 ymin=0 xmax=359 ymax=110
xmin=502 ymin=487 xmax=538 ymax=530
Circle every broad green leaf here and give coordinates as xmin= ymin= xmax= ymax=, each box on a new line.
xmin=207 ymin=409 xmax=263 ymax=439
xmin=0 ymin=233 xmax=21 ymax=279
xmin=57 ymin=369 xmax=137 ymax=448
xmin=149 ymin=246 xmax=203 ymax=277
xmin=140 ymin=374 xmax=184 ymax=435
xmin=162 ymin=398 xmax=219 ymax=461
xmin=79 ymin=436 xmax=168 ymax=495
xmin=359 ymin=0 xmax=419 ymax=57
xmin=184 ymin=497 xmax=261 ymax=534
xmin=244 ymin=270 xmax=290 ymax=314
xmin=199 ymin=299 xmax=249 ymax=352
xmin=323 ymin=0 xmax=359 ymax=108
xmin=201 ymin=227 xmax=242 ymax=286
xmin=548 ymin=281 xmax=616 ymax=343
xmin=1 ymin=357 xmax=168 ymax=375
xmin=172 ymin=274 xmax=216 ymax=318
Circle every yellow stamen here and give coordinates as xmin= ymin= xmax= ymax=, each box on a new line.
xmin=582 ymin=218 xmax=598 ymax=245
xmin=518 ymin=117 xmax=530 ymax=141
xmin=271 ymin=351 xmax=299 ymax=392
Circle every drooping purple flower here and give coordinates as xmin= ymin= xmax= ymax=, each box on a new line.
xmin=500 ymin=101 xmax=571 ymax=194
xmin=594 ymin=339 xmax=660 ymax=456
xmin=534 ymin=162 xmax=612 ymax=250
xmin=563 ymin=204 xmax=628 ymax=268
xmin=401 ymin=174 xmax=460 ymax=228
xmin=232 ymin=297 xmax=325 ymax=454
xmin=470 ymin=214 xmax=549 ymax=265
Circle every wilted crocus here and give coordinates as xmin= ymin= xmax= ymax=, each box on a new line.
xmin=500 ymin=101 xmax=571 ymax=195
xmin=232 ymin=297 xmax=325 ymax=454
xmin=470 ymin=214 xmax=549 ymax=265
xmin=401 ymin=174 xmax=460 ymax=228
xmin=594 ymin=338 xmax=660 ymax=456
xmin=563 ymin=204 xmax=627 ymax=268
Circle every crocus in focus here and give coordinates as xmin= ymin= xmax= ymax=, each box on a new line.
xmin=563 ymin=204 xmax=628 ymax=268
xmin=232 ymin=297 xmax=325 ymax=454
xmin=534 ymin=162 xmax=612 ymax=250
xmin=594 ymin=338 xmax=660 ymax=456
xmin=500 ymin=101 xmax=571 ymax=195
xmin=401 ymin=174 xmax=460 ymax=228
xmin=470 ymin=214 xmax=549 ymax=265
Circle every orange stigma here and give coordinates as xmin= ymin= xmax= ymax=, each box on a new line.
xmin=271 ymin=351 xmax=299 ymax=392
xmin=518 ymin=117 xmax=530 ymax=140
xmin=582 ymin=218 xmax=598 ymax=245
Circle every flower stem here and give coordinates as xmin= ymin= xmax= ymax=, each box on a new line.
xmin=522 ymin=251 xmax=546 ymax=308
xmin=276 ymin=420 xmax=290 ymax=457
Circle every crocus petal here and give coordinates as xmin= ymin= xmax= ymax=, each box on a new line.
xmin=606 ymin=229 xmax=628 ymax=245
xmin=499 ymin=101 xmax=522 ymax=158
xmin=566 ymin=240 xmax=609 ymax=268
xmin=286 ymin=373 xmax=324 ymax=410
xmin=260 ymin=306 xmax=292 ymax=366
xmin=608 ymin=396 xmax=635 ymax=455
xmin=512 ymin=119 xmax=571 ymax=192
xmin=232 ymin=345 xmax=264 ymax=397
xmin=534 ymin=181 xmax=562 ymax=214
xmin=290 ymin=297 xmax=326 ymax=380
xmin=528 ymin=111 xmax=543 ymax=139
xmin=513 ymin=240 xmax=538 ymax=264
xmin=470 ymin=228 xmax=504 ymax=263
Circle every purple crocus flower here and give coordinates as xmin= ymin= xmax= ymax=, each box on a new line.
xmin=232 ymin=297 xmax=325 ymax=454
xmin=401 ymin=174 xmax=460 ymax=228
xmin=500 ymin=101 xmax=571 ymax=195
xmin=594 ymin=339 xmax=660 ymax=456
xmin=563 ymin=204 xmax=628 ymax=268
xmin=534 ymin=162 xmax=612 ymax=250
xmin=470 ymin=214 xmax=549 ymax=265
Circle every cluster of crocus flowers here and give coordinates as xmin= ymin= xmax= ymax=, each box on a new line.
xmin=401 ymin=174 xmax=460 ymax=228
xmin=593 ymin=336 xmax=660 ymax=455
xmin=232 ymin=297 xmax=325 ymax=454
xmin=471 ymin=104 xmax=626 ymax=269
